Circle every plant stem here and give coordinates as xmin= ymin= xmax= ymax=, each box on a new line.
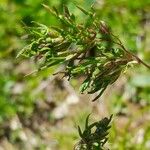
xmin=112 ymin=34 xmax=150 ymax=69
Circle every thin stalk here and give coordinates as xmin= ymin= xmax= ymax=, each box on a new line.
xmin=111 ymin=34 xmax=150 ymax=69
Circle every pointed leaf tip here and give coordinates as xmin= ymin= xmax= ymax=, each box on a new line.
xmin=42 ymin=4 xmax=57 ymax=16
xmin=78 ymin=125 xmax=83 ymax=138
xmin=85 ymin=114 xmax=91 ymax=129
xmin=76 ymin=5 xmax=89 ymax=15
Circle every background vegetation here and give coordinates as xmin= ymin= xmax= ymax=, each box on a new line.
xmin=0 ymin=0 xmax=150 ymax=149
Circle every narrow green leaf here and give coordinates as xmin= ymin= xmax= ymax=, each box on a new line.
xmin=42 ymin=4 xmax=57 ymax=16
xmin=46 ymin=60 xmax=64 ymax=68
xmin=76 ymin=5 xmax=89 ymax=15
xmin=78 ymin=126 xmax=83 ymax=138
xmin=92 ymin=86 xmax=107 ymax=102
xmin=52 ymin=6 xmax=59 ymax=16
xmin=85 ymin=114 xmax=91 ymax=129
xmin=79 ymin=78 xmax=90 ymax=93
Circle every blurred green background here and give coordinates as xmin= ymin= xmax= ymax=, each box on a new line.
xmin=0 ymin=0 xmax=150 ymax=149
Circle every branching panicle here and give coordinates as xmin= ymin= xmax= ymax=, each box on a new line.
xmin=18 ymin=5 xmax=149 ymax=101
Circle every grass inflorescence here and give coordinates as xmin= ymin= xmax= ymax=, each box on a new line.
xmin=18 ymin=4 xmax=146 ymax=101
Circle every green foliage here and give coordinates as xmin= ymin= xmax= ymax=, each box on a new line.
xmin=18 ymin=5 xmax=137 ymax=101
xmin=75 ymin=114 xmax=112 ymax=150
xmin=18 ymin=5 xmax=150 ymax=149
xmin=0 ymin=0 xmax=150 ymax=149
